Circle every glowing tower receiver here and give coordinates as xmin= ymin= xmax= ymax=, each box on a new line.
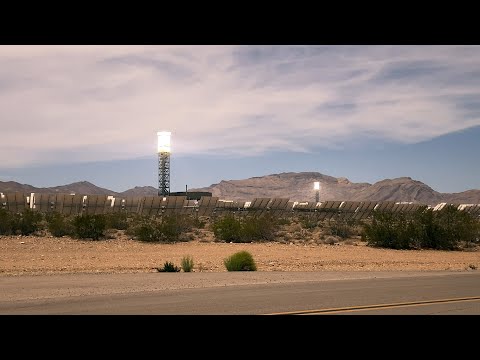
xmin=157 ymin=131 xmax=171 ymax=196
xmin=314 ymin=181 xmax=320 ymax=203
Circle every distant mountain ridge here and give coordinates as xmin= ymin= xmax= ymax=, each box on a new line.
xmin=0 ymin=180 xmax=115 ymax=196
xmin=0 ymin=180 xmax=158 ymax=197
xmin=189 ymin=172 xmax=480 ymax=205
xmin=1 ymin=172 xmax=479 ymax=205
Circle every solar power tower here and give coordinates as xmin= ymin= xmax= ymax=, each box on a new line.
xmin=314 ymin=181 xmax=320 ymax=203
xmin=157 ymin=131 xmax=171 ymax=197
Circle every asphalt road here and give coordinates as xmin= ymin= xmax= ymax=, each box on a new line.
xmin=1 ymin=271 xmax=479 ymax=314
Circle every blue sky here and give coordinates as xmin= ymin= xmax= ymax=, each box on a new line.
xmin=0 ymin=45 xmax=479 ymax=193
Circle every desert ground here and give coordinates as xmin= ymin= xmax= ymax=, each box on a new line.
xmin=1 ymin=228 xmax=479 ymax=276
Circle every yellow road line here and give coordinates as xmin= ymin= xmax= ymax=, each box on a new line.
xmin=264 ymin=296 xmax=480 ymax=315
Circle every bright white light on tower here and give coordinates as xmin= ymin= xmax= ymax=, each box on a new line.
xmin=157 ymin=131 xmax=171 ymax=153
xmin=314 ymin=181 xmax=320 ymax=190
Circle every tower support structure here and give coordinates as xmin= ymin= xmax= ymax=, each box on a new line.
xmin=157 ymin=131 xmax=172 ymax=197
xmin=158 ymin=152 xmax=170 ymax=196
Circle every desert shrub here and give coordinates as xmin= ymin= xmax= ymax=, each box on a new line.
xmin=276 ymin=218 xmax=291 ymax=226
xmin=363 ymin=206 xmax=478 ymax=250
xmin=327 ymin=219 xmax=355 ymax=239
xmin=157 ymin=261 xmax=180 ymax=272
xmin=299 ymin=215 xmax=318 ymax=229
xmin=134 ymin=221 xmax=162 ymax=242
xmin=213 ymin=214 xmax=277 ymax=243
xmin=192 ymin=217 xmax=206 ymax=229
xmin=212 ymin=214 xmax=242 ymax=242
xmin=429 ymin=205 xmax=479 ymax=250
xmin=104 ymin=212 xmax=128 ymax=230
xmin=73 ymin=214 xmax=106 ymax=240
xmin=224 ymin=250 xmax=257 ymax=271
xmin=45 ymin=212 xmax=74 ymax=237
xmin=405 ymin=206 xmax=477 ymax=250
xmin=133 ymin=215 xmax=193 ymax=243
xmin=363 ymin=211 xmax=417 ymax=249
xmin=12 ymin=209 xmax=44 ymax=236
xmin=409 ymin=208 xmax=439 ymax=249
xmin=125 ymin=214 xmax=149 ymax=236
xmin=181 ymin=255 xmax=194 ymax=272
xmin=241 ymin=215 xmax=276 ymax=242
xmin=0 ymin=208 xmax=14 ymax=235
xmin=161 ymin=215 xmax=192 ymax=241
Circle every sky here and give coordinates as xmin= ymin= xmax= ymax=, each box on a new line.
xmin=0 ymin=45 xmax=479 ymax=194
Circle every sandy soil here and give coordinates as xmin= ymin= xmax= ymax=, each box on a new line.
xmin=1 ymin=231 xmax=479 ymax=276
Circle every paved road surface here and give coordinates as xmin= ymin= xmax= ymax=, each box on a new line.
xmin=1 ymin=271 xmax=479 ymax=314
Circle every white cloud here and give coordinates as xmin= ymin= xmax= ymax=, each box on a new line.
xmin=0 ymin=45 xmax=479 ymax=168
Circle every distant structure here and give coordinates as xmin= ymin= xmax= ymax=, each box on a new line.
xmin=169 ymin=183 xmax=212 ymax=200
xmin=157 ymin=131 xmax=171 ymax=197
xmin=170 ymin=191 xmax=213 ymax=201
xmin=314 ymin=181 xmax=320 ymax=203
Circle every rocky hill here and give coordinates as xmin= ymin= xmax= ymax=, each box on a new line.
xmin=0 ymin=181 xmax=114 ymax=196
xmin=348 ymin=177 xmax=444 ymax=204
xmin=189 ymin=172 xmax=480 ymax=205
xmin=119 ymin=186 xmax=158 ymax=197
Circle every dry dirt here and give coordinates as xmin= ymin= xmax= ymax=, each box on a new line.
xmin=1 ymin=230 xmax=479 ymax=276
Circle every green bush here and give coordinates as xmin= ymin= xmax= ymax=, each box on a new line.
xmin=241 ymin=215 xmax=276 ymax=242
xmin=46 ymin=212 xmax=74 ymax=237
xmin=224 ymin=250 xmax=257 ymax=271
xmin=0 ymin=208 xmax=14 ymax=235
xmin=276 ymin=218 xmax=291 ymax=226
xmin=104 ymin=212 xmax=128 ymax=230
xmin=212 ymin=214 xmax=276 ymax=243
xmin=1 ymin=209 xmax=44 ymax=236
xmin=299 ymin=215 xmax=318 ymax=229
xmin=132 ymin=215 xmax=194 ymax=243
xmin=192 ymin=217 xmax=206 ymax=229
xmin=125 ymin=214 xmax=149 ymax=236
xmin=327 ymin=219 xmax=356 ymax=239
xmin=157 ymin=261 xmax=180 ymax=272
xmin=181 ymin=255 xmax=194 ymax=272
xmin=363 ymin=211 xmax=418 ymax=249
xmin=0 ymin=209 xmax=45 ymax=236
xmin=133 ymin=221 xmax=161 ymax=242
xmin=11 ymin=209 xmax=44 ymax=236
xmin=73 ymin=214 xmax=106 ymax=240
xmin=421 ymin=205 xmax=479 ymax=250
xmin=160 ymin=215 xmax=186 ymax=241
xmin=363 ymin=205 xmax=479 ymax=250
xmin=212 ymin=214 xmax=242 ymax=242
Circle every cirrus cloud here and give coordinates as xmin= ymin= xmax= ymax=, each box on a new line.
xmin=0 ymin=45 xmax=479 ymax=168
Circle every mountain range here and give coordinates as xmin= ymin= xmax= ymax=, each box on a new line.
xmin=1 ymin=172 xmax=479 ymax=205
